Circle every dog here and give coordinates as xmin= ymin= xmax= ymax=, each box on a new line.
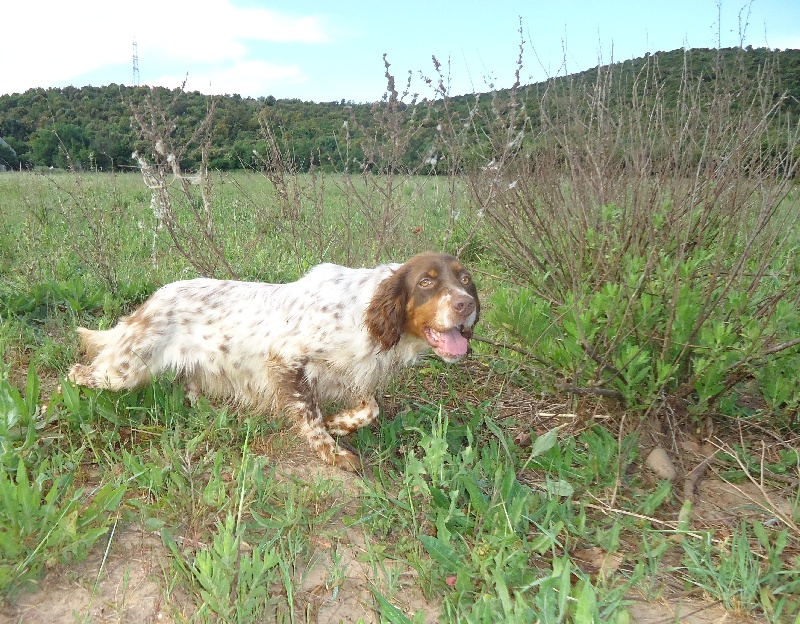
xmin=67 ymin=253 xmax=479 ymax=470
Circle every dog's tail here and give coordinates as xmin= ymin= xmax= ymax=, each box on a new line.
xmin=76 ymin=327 xmax=110 ymax=359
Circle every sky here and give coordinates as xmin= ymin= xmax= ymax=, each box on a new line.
xmin=2 ymin=0 xmax=799 ymax=104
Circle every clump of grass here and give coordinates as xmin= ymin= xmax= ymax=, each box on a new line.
xmin=355 ymin=403 xmax=642 ymax=621
xmin=0 ymin=365 xmax=126 ymax=598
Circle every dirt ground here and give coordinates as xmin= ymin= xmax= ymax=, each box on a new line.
xmin=0 ymin=446 xmax=443 ymax=624
xmin=1 ymin=461 xmax=780 ymax=623
xmin=1 ymin=378 xmax=793 ymax=624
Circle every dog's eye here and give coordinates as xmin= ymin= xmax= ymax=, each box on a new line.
xmin=460 ymin=274 xmax=472 ymax=285
xmin=418 ymin=277 xmax=434 ymax=288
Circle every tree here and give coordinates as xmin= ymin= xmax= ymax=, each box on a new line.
xmin=29 ymin=123 xmax=91 ymax=169
xmin=0 ymin=138 xmax=18 ymax=170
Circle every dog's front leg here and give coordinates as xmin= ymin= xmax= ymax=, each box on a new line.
xmin=279 ymin=365 xmax=361 ymax=472
xmin=324 ymin=397 xmax=380 ymax=436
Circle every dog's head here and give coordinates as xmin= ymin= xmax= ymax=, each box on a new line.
xmin=365 ymin=253 xmax=480 ymax=362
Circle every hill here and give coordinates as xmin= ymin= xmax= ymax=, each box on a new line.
xmin=0 ymin=47 xmax=798 ymax=172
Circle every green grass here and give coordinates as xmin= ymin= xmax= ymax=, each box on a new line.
xmin=1 ymin=170 xmax=799 ymax=623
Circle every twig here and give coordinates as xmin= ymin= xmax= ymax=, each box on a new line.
xmin=683 ymin=448 xmax=717 ymax=502
xmin=472 ymin=335 xmax=552 ymax=369
xmin=559 ymin=385 xmax=625 ymax=402
xmin=708 ymin=436 xmax=800 ymax=534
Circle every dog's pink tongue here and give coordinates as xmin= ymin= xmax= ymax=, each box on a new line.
xmin=438 ymin=328 xmax=469 ymax=356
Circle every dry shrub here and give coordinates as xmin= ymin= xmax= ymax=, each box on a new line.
xmin=130 ymin=86 xmax=237 ymax=278
xmin=255 ymin=55 xmax=457 ymax=269
xmin=465 ymin=46 xmax=800 ymax=421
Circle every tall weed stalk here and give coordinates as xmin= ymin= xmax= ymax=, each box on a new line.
xmin=130 ymin=86 xmax=237 ymax=278
xmin=336 ymin=55 xmax=438 ymax=264
xmin=256 ymin=55 xmax=458 ymax=269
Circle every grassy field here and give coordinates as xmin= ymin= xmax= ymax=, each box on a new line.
xmin=1 ymin=169 xmax=799 ymax=624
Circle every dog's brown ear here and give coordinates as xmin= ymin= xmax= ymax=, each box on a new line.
xmin=364 ymin=270 xmax=409 ymax=351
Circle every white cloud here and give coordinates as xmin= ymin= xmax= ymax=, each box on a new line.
xmin=136 ymin=2 xmax=330 ymax=62
xmin=152 ymin=60 xmax=306 ymax=96
xmin=0 ymin=0 xmax=330 ymax=95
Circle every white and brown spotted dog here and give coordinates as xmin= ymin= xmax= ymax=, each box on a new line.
xmin=68 ymin=253 xmax=479 ymax=470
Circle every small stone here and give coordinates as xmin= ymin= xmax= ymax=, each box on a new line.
xmin=645 ymin=447 xmax=677 ymax=480
xmin=680 ymin=440 xmax=701 ymax=453
xmin=514 ymin=431 xmax=532 ymax=447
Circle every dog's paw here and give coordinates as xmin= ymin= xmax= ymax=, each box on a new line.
xmin=334 ymin=448 xmax=362 ymax=472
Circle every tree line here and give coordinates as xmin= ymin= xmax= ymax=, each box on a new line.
xmin=0 ymin=47 xmax=797 ymax=173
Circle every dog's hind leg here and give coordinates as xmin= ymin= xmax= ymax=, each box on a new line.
xmin=68 ymin=327 xmax=155 ymax=391
xmin=68 ymin=356 xmax=153 ymax=391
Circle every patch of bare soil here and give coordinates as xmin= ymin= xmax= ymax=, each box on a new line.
xmin=2 ymin=475 xmax=774 ymax=624
xmin=0 ymin=527 xmax=184 ymax=624
xmin=649 ymin=472 xmax=793 ymax=624
xmin=628 ymin=599 xmax=761 ymax=623
xmin=271 ymin=446 xmax=441 ymax=624
xmin=501 ymin=381 xmax=796 ymax=624
xmin=1 ymin=447 xmax=439 ymax=624
xmin=620 ymin=460 xmax=789 ymax=624
xmin=299 ymin=525 xmax=437 ymax=624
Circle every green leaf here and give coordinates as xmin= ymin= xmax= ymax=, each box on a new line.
xmin=369 ymin=585 xmax=413 ymax=624
xmin=531 ymin=428 xmax=558 ymax=458
xmin=419 ymin=534 xmax=462 ymax=570
xmin=60 ymin=379 xmax=81 ymax=415
xmin=493 ymin=569 xmax=513 ymax=616
xmin=460 ymin=474 xmax=488 ymax=514
xmin=752 ymin=520 xmax=769 ymax=550
xmin=24 ymin=361 xmax=39 ymax=418
xmin=546 ymin=479 xmax=574 ymax=498
xmin=574 ymin=578 xmax=598 ymax=623
xmin=430 ymin=486 xmax=449 ymax=510
xmin=483 ymin=415 xmax=513 ymax=462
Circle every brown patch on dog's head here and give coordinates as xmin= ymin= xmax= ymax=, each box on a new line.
xmin=365 ymin=253 xmax=479 ymax=359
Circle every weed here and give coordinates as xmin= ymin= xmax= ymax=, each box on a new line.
xmin=680 ymin=520 xmax=800 ymax=621
xmin=0 ymin=368 xmax=125 ymax=597
xmin=357 ymin=406 xmax=641 ymax=621
xmin=163 ymin=513 xmax=280 ymax=622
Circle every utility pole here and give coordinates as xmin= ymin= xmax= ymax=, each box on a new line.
xmin=132 ymin=39 xmax=140 ymax=87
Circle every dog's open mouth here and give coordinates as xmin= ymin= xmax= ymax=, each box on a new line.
xmin=424 ymin=325 xmax=470 ymax=360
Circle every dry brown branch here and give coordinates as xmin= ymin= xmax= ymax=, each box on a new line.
xmin=709 ymin=435 xmax=800 ymax=535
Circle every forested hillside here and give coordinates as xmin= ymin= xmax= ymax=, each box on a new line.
xmin=0 ymin=46 xmax=797 ymax=173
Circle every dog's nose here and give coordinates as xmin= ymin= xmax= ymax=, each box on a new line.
xmin=451 ymin=294 xmax=476 ymax=317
